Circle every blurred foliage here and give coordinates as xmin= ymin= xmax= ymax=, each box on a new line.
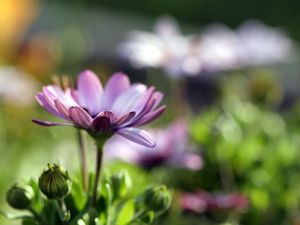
xmin=190 ymin=96 xmax=300 ymax=224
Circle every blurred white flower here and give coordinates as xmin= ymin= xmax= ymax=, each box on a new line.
xmin=196 ymin=24 xmax=243 ymax=72
xmin=120 ymin=17 xmax=295 ymax=77
xmin=237 ymin=20 xmax=294 ymax=65
xmin=0 ymin=67 xmax=37 ymax=105
xmin=119 ymin=16 xmax=201 ymax=78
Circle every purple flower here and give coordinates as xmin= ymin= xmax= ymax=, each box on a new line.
xmin=180 ymin=190 xmax=249 ymax=213
xmin=33 ymin=70 xmax=166 ymax=147
xmin=105 ymin=120 xmax=203 ymax=170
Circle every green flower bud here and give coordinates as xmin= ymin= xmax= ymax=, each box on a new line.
xmin=38 ymin=163 xmax=72 ymax=199
xmin=143 ymin=185 xmax=171 ymax=213
xmin=6 ymin=183 xmax=34 ymax=210
xmin=111 ymin=170 xmax=132 ymax=200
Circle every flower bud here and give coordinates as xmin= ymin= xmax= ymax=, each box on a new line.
xmin=143 ymin=185 xmax=171 ymax=212
xmin=6 ymin=183 xmax=34 ymax=210
xmin=38 ymin=163 xmax=72 ymax=199
xmin=111 ymin=170 xmax=132 ymax=200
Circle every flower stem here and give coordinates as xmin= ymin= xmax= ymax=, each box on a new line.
xmin=29 ymin=208 xmax=47 ymax=225
xmin=92 ymin=141 xmax=104 ymax=206
xmin=69 ymin=197 xmax=92 ymax=225
xmin=53 ymin=200 xmax=65 ymax=223
xmin=77 ymin=130 xmax=88 ymax=192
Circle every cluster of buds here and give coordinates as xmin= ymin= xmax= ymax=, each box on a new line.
xmin=5 ymin=164 xmax=172 ymax=225
xmin=6 ymin=163 xmax=71 ymax=209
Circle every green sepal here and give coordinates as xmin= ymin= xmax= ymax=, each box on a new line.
xmin=116 ymin=199 xmax=135 ymax=225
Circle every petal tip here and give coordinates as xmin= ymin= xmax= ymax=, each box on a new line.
xmin=79 ymin=69 xmax=99 ymax=81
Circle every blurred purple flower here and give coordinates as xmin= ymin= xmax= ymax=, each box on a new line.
xmin=180 ymin=190 xmax=249 ymax=213
xmin=33 ymin=70 xmax=166 ymax=147
xmin=105 ymin=119 xmax=203 ymax=170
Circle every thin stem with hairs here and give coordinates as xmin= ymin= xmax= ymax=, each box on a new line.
xmin=92 ymin=140 xmax=105 ymax=206
xmin=77 ymin=130 xmax=88 ymax=191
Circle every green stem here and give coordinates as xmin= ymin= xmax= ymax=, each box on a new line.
xmin=92 ymin=141 xmax=104 ymax=206
xmin=29 ymin=208 xmax=47 ymax=225
xmin=69 ymin=197 xmax=92 ymax=225
xmin=129 ymin=208 xmax=146 ymax=224
xmin=77 ymin=130 xmax=88 ymax=192
xmin=53 ymin=200 xmax=66 ymax=223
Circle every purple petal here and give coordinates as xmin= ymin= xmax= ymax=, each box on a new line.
xmin=132 ymin=87 xmax=155 ymax=118
xmin=77 ymin=70 xmax=103 ymax=115
xmin=92 ymin=116 xmax=111 ymax=134
xmin=152 ymin=91 xmax=164 ymax=109
xmin=42 ymin=85 xmax=79 ymax=109
xmin=54 ymin=100 xmax=70 ymax=120
xmin=115 ymin=111 xmax=136 ymax=126
xmin=69 ymin=89 xmax=80 ymax=104
xmin=117 ymin=127 xmax=156 ymax=147
xmin=128 ymin=89 xmax=163 ymax=126
xmin=111 ymin=84 xmax=147 ymax=116
xmin=69 ymin=106 xmax=92 ymax=129
xmin=101 ymin=72 xmax=130 ymax=110
xmin=104 ymin=136 xmax=140 ymax=163
xmin=64 ymin=88 xmax=80 ymax=106
xmin=134 ymin=106 xmax=166 ymax=126
xmin=32 ymin=119 xmax=73 ymax=127
xmin=35 ymin=93 xmax=62 ymax=118
xmin=42 ymin=85 xmax=65 ymax=101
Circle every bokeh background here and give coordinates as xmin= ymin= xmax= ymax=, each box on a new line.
xmin=2 ymin=0 xmax=300 ymax=224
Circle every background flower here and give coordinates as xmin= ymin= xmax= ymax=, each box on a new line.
xmin=105 ymin=119 xmax=203 ymax=170
xmin=180 ymin=190 xmax=249 ymax=213
xmin=119 ymin=16 xmax=200 ymax=78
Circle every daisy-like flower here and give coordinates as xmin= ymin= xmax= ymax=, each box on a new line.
xmin=33 ymin=70 xmax=166 ymax=147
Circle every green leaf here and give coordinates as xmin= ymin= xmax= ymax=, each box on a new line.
xmin=94 ymin=218 xmax=102 ymax=225
xmin=77 ymin=219 xmax=86 ymax=225
xmin=22 ymin=218 xmax=38 ymax=225
xmin=139 ymin=211 xmax=154 ymax=224
xmin=0 ymin=211 xmax=33 ymax=220
xmin=104 ymin=182 xmax=113 ymax=207
xmin=28 ymin=179 xmax=43 ymax=212
xmin=70 ymin=177 xmax=87 ymax=210
xmin=116 ymin=200 xmax=135 ymax=225
xmin=96 ymin=183 xmax=111 ymax=225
